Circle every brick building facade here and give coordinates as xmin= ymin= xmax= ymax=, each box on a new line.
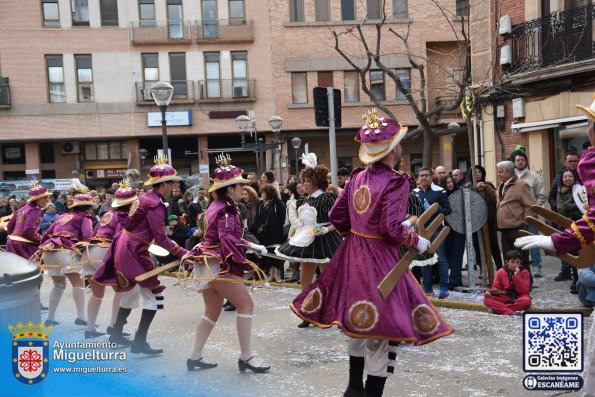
xmin=0 ymin=0 xmax=467 ymax=190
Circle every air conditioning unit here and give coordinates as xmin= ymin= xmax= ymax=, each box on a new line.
xmin=233 ymin=85 xmax=248 ymax=97
xmin=62 ymin=142 xmax=80 ymax=154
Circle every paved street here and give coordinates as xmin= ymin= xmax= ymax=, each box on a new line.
xmin=38 ymin=254 xmax=590 ymax=397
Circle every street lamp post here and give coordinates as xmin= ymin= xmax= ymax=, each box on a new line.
xmin=291 ymin=137 xmax=302 ymax=176
xmin=139 ymin=148 xmax=149 ymax=169
xmin=149 ymin=81 xmax=174 ymax=158
xmin=235 ymin=115 xmax=284 ymax=181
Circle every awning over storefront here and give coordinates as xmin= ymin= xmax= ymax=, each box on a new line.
xmin=512 ymin=115 xmax=587 ymax=133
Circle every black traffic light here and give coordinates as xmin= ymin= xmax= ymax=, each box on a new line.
xmin=313 ymin=87 xmax=341 ymax=128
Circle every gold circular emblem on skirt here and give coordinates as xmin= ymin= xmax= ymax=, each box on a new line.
xmin=411 ymin=304 xmax=439 ymax=334
xmin=301 ymin=287 xmax=323 ymax=313
xmin=128 ymin=200 xmax=140 ymax=217
xmin=100 ymin=212 xmax=113 ymax=227
xmin=353 ymin=185 xmax=372 ymax=214
xmin=348 ymin=300 xmax=379 ymax=332
xmin=58 ymin=214 xmax=73 ymax=225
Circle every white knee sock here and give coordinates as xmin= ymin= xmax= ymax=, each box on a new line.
xmin=110 ymin=293 xmax=123 ymax=328
xmin=47 ymin=282 xmax=66 ymax=321
xmin=189 ymin=315 xmax=216 ymax=360
xmin=237 ymin=314 xmax=254 ymax=361
xmin=86 ymin=296 xmax=103 ymax=332
xmin=72 ymin=287 xmax=87 ymax=321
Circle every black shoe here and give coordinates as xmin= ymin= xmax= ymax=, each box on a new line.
xmin=286 ymin=272 xmax=300 ymax=283
xmin=297 ymin=320 xmax=311 ymax=328
xmin=74 ymin=318 xmax=88 ymax=326
xmin=85 ymin=330 xmax=106 ymax=339
xmin=130 ymin=341 xmax=163 ymax=355
xmin=554 ymin=273 xmax=572 ymax=281
xmin=238 ymin=357 xmax=270 ymax=373
xmin=109 ymin=334 xmax=132 ymax=346
xmin=40 ymin=304 xmax=49 ymax=311
xmin=224 ymin=303 xmax=237 ymax=312
xmin=343 ymin=386 xmax=364 ymax=397
xmin=223 ymin=300 xmax=232 ymax=308
xmin=570 ymin=281 xmax=578 ymax=295
xmin=44 ymin=319 xmax=61 ymax=327
xmin=187 ymin=358 xmax=218 ymax=371
xmin=106 ymin=326 xmax=130 ymax=337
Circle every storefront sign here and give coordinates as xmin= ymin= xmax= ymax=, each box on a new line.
xmin=25 ymin=169 xmax=40 ymax=175
xmin=86 ymin=169 xmax=127 ymax=179
xmin=147 ymin=110 xmax=192 ymax=127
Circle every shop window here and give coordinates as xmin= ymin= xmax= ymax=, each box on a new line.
xmin=2 ymin=143 xmax=25 ymax=165
xmin=40 ymin=142 xmax=55 ymax=163
xmin=85 ymin=142 xmax=127 ymax=161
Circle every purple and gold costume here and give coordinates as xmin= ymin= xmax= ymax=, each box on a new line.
xmin=92 ymin=209 xmax=128 ymax=243
xmin=551 ymin=147 xmax=595 ymax=254
xmin=6 ymin=203 xmax=43 ymax=260
xmin=39 ymin=211 xmax=93 ymax=251
xmin=93 ymin=190 xmax=188 ymax=292
xmin=291 ymin=163 xmax=453 ymax=345
xmin=184 ymin=198 xmax=255 ymax=279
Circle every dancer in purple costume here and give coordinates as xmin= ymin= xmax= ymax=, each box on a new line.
xmin=94 ymin=157 xmax=189 ymax=355
xmin=291 ymin=109 xmax=453 ymax=396
xmin=37 ymin=185 xmax=96 ymax=327
xmin=83 ymin=180 xmax=137 ymax=339
xmin=183 ymin=153 xmax=270 ymax=373
xmin=516 ymin=95 xmax=595 ymax=397
xmin=6 ymin=180 xmax=51 ymax=259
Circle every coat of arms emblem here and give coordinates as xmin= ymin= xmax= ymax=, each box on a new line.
xmin=9 ymin=321 xmax=52 ymax=385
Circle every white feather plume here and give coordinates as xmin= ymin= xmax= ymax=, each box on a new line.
xmin=71 ymin=178 xmax=83 ymax=190
xmin=300 ymin=153 xmax=318 ymax=169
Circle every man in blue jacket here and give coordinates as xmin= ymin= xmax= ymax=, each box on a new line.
xmin=413 ymin=167 xmax=452 ymax=299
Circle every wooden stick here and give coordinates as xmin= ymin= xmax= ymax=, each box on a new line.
xmin=135 ymin=260 xmax=180 ymax=282
xmin=531 ymin=205 xmax=572 ymax=228
xmin=377 ymin=203 xmax=441 ymax=299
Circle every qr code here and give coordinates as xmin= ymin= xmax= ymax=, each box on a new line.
xmin=523 ymin=313 xmax=582 ymax=372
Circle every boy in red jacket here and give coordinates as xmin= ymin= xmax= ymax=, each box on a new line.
xmin=484 ymin=250 xmax=532 ymax=315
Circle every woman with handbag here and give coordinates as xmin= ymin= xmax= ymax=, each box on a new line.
xmin=256 ymin=184 xmax=286 ymax=282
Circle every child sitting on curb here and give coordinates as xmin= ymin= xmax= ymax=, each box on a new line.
xmin=484 ymin=250 xmax=532 ymax=315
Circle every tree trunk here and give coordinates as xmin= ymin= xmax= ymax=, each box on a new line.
xmin=422 ymin=127 xmax=434 ymax=167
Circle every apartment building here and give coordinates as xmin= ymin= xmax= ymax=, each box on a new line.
xmin=470 ymin=0 xmax=594 ymax=186
xmin=0 ymin=0 xmax=467 ymax=190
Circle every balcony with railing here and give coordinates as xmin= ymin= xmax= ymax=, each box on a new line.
xmin=130 ymin=20 xmax=193 ymax=45
xmin=196 ymin=19 xmax=254 ymax=43
xmin=135 ymin=80 xmax=195 ymax=105
xmin=0 ymin=82 xmax=10 ymax=108
xmin=508 ymin=4 xmax=594 ymax=75
xmin=197 ymin=79 xmax=256 ymax=102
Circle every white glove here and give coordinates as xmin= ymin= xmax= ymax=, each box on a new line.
xmin=401 ymin=219 xmax=412 ymax=229
xmin=248 ymin=242 xmax=268 ymax=256
xmin=314 ymin=226 xmax=329 ymax=236
xmin=514 ymin=235 xmax=554 ymax=251
xmin=416 ymin=236 xmax=431 ymax=253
